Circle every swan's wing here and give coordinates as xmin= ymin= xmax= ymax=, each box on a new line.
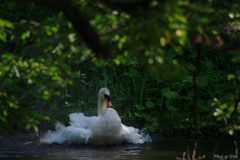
xmin=121 ymin=124 xmax=152 ymax=144
xmin=69 ymin=112 xmax=98 ymax=128
xmin=40 ymin=122 xmax=66 ymax=144
xmin=64 ymin=125 xmax=92 ymax=144
xmin=101 ymin=108 xmax=122 ymax=133
xmin=103 ymin=108 xmax=121 ymax=122
xmin=40 ymin=122 xmax=92 ymax=144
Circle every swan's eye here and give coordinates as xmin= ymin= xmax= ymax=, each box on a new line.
xmin=104 ymin=94 xmax=111 ymax=101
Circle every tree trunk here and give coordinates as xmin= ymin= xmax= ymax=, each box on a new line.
xmin=193 ymin=51 xmax=201 ymax=128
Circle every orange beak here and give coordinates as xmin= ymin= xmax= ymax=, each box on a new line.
xmin=106 ymin=99 xmax=113 ymax=108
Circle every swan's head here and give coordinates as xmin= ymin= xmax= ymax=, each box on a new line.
xmin=99 ymin=87 xmax=113 ymax=108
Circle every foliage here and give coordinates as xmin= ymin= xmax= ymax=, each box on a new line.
xmin=0 ymin=2 xmax=71 ymax=132
xmin=212 ymin=79 xmax=240 ymax=136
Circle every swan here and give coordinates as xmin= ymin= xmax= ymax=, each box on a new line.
xmin=41 ymin=87 xmax=151 ymax=145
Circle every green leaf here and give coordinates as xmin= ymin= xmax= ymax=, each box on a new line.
xmin=141 ymin=113 xmax=151 ymax=121
xmin=21 ymin=31 xmax=30 ymax=40
xmin=0 ymin=30 xmax=6 ymax=42
xmin=227 ymin=74 xmax=236 ymax=81
xmin=145 ymin=100 xmax=154 ymax=108
xmin=135 ymin=112 xmax=143 ymax=117
xmin=43 ymin=90 xmax=50 ymax=100
xmin=135 ymin=105 xmax=145 ymax=110
xmin=161 ymin=87 xmax=180 ymax=99
xmin=0 ymin=18 xmax=14 ymax=29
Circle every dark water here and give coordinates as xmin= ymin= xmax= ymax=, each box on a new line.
xmin=0 ymin=135 xmax=239 ymax=160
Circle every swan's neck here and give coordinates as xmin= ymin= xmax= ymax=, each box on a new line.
xmin=98 ymin=98 xmax=107 ymax=116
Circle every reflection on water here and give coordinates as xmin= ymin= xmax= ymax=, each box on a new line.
xmin=0 ymin=138 xmax=238 ymax=160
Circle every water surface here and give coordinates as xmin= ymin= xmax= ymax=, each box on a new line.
xmin=0 ymin=134 xmax=238 ymax=160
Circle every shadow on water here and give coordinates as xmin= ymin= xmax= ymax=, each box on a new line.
xmin=0 ymin=134 xmax=239 ymax=160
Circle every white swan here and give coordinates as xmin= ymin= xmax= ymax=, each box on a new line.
xmin=41 ymin=87 xmax=151 ymax=145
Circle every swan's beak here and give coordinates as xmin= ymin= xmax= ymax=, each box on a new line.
xmin=105 ymin=98 xmax=113 ymax=108
xmin=104 ymin=94 xmax=113 ymax=108
xmin=106 ymin=99 xmax=113 ymax=108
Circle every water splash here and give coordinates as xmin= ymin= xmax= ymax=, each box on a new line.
xmin=41 ymin=112 xmax=151 ymax=145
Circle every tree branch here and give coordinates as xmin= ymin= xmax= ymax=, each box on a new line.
xmin=189 ymin=31 xmax=240 ymax=51
xmin=229 ymin=90 xmax=240 ymax=121
xmin=17 ymin=0 xmax=113 ymax=58
xmin=14 ymin=0 xmax=240 ymax=58
xmin=193 ymin=50 xmax=201 ymax=128
xmin=99 ymin=0 xmax=152 ymax=13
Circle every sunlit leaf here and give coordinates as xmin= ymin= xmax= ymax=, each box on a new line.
xmin=0 ymin=18 xmax=14 ymax=29
xmin=21 ymin=30 xmax=30 ymax=40
xmin=227 ymin=74 xmax=236 ymax=81
xmin=0 ymin=30 xmax=6 ymax=42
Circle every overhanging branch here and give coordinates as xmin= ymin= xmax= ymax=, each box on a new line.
xmin=12 ymin=0 xmax=240 ymax=57
xmin=17 ymin=0 xmax=113 ymax=58
xmin=189 ymin=31 xmax=240 ymax=51
xmin=98 ymin=0 xmax=152 ymax=12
